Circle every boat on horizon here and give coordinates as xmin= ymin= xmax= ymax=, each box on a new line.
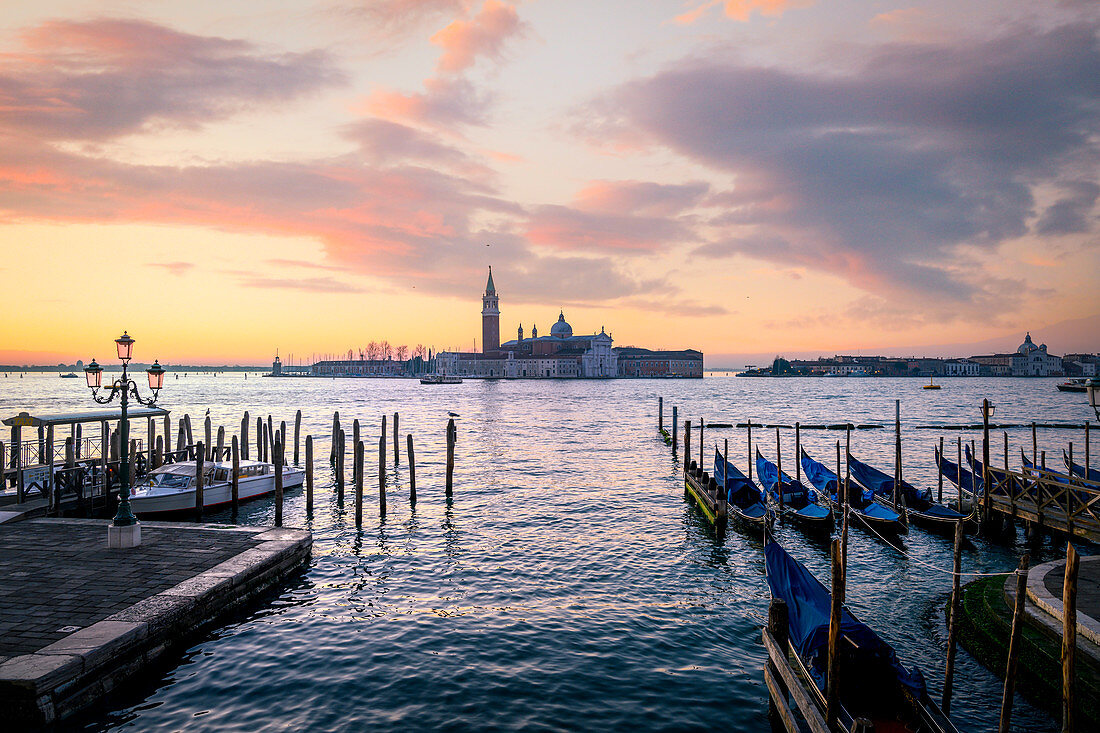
xmin=420 ymin=373 xmax=463 ymax=384
xmin=130 ymin=459 xmax=304 ymax=514
xmin=1057 ymin=378 xmax=1090 ymax=393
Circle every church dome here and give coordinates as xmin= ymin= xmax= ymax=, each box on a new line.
xmin=550 ymin=311 xmax=572 ymax=338
xmin=1017 ymin=332 xmax=1037 ymax=354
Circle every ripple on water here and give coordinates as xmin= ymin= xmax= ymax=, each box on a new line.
xmin=8 ymin=375 xmax=1081 ymax=731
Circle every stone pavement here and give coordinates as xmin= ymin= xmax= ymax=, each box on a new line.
xmin=0 ymin=519 xmax=261 ymax=660
xmin=1023 ymin=553 xmax=1100 ymax=656
xmin=0 ymin=518 xmax=311 ymax=726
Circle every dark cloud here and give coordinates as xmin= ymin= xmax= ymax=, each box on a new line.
xmin=574 ymin=180 xmax=710 ymax=216
xmin=587 ymin=23 xmax=1100 ymax=309
xmin=341 ymin=118 xmax=488 ymax=175
xmin=0 ymin=19 xmax=344 ymax=142
xmin=1036 ymin=180 xmax=1100 ymax=235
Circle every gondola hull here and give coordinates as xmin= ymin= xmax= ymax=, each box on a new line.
xmin=871 ymin=495 xmax=970 ymax=534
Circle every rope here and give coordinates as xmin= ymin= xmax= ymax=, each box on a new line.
xmin=845 ymin=506 xmax=1016 ymax=578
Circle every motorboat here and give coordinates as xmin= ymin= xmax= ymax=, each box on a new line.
xmin=130 ymin=459 xmax=303 ymax=514
xmin=420 ymin=374 xmax=463 ymax=384
xmin=1057 ymin=378 xmax=1089 ymax=393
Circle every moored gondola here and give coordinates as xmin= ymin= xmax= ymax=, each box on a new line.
xmin=755 ymin=448 xmax=833 ymax=533
xmin=935 ymin=445 xmax=981 ymax=508
xmin=764 ymin=541 xmax=960 ymax=733
xmin=800 ymin=447 xmax=906 ymax=535
xmin=714 ymin=448 xmax=773 ymax=533
xmin=848 ymin=453 xmax=967 ymax=534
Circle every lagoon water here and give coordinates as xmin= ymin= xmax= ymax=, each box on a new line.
xmin=3 ymin=373 xmax=1094 ymax=731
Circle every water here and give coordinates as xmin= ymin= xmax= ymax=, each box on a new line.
xmin=3 ymin=373 xmax=1094 ymax=731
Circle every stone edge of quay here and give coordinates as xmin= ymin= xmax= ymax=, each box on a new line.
xmin=0 ymin=522 xmax=312 ymax=727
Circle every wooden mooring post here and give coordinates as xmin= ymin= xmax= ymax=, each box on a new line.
xmin=747 ymin=420 xmax=753 ymax=483
xmin=446 ymin=418 xmax=456 ymax=497
xmin=274 ymin=437 xmax=283 ymax=527
xmin=826 ymin=538 xmax=843 ymax=728
xmin=231 ymin=436 xmax=240 ymax=514
xmin=256 ymin=416 xmax=263 ymax=462
xmin=216 ymin=426 xmax=225 ymax=462
xmin=194 ymin=441 xmax=204 ymax=521
xmin=794 ymin=422 xmax=801 ymax=487
xmin=672 ymin=406 xmax=678 ymax=454
xmin=355 ymin=439 xmax=364 ymax=527
xmin=279 ymin=421 xmax=286 ymax=462
xmin=982 ymin=399 xmax=992 ymax=534
xmin=999 ymin=554 xmax=1030 ymax=733
xmin=393 ymin=412 xmax=400 ymax=466
xmin=766 ymin=598 xmax=790 ymax=725
xmin=658 ymin=397 xmax=663 ymax=433
xmin=330 ymin=411 xmax=340 ymax=463
xmin=938 ymin=436 xmax=944 ymax=503
xmin=336 ymin=428 xmax=345 ymax=502
xmin=942 ymin=518 xmax=964 ymax=713
xmin=1063 ymin=543 xmax=1080 ymax=733
xmin=242 ymin=411 xmax=249 ymax=460
xmin=205 ymin=416 xmax=212 ymax=460
xmin=684 ymin=420 xmax=691 ymax=471
xmin=294 ymin=410 xmax=301 ymax=466
xmin=305 ymin=435 xmax=314 ymax=513
xmin=407 ymin=434 xmax=416 ymax=504
xmin=379 ymin=434 xmax=387 ymax=516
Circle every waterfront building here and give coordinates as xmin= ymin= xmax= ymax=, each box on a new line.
xmin=941 ymin=358 xmax=980 ymax=376
xmin=615 ymin=348 xmax=704 ymax=378
xmin=437 ymin=268 xmax=700 ymax=378
xmin=970 ymin=332 xmax=1064 ymax=377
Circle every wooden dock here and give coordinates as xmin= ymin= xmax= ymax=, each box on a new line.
xmin=984 ymin=467 xmax=1100 ymax=543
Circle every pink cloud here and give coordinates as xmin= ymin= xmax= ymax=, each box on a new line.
xmin=147 ymin=262 xmax=194 ymax=276
xmin=430 ymin=0 xmax=525 ymax=73
xmin=361 ymin=77 xmax=491 ymax=128
xmin=525 ymin=204 xmax=695 ymax=253
xmin=573 ymin=180 xmax=709 ymax=217
xmin=674 ymin=0 xmax=812 ymax=24
xmin=0 ymin=19 xmax=343 ymax=142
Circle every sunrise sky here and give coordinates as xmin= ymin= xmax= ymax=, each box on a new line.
xmin=1 ymin=0 xmax=1098 ymax=365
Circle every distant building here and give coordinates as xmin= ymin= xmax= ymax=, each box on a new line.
xmin=312 ymin=359 xmax=408 ymax=377
xmin=942 ymin=358 xmax=980 ymax=376
xmin=615 ymin=348 xmax=703 ymax=378
xmin=970 ymin=332 xmax=1063 ymax=377
xmin=437 ymin=268 xmax=700 ymax=378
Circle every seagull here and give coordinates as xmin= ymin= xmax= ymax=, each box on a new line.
xmin=448 ymin=412 xmax=460 ymax=417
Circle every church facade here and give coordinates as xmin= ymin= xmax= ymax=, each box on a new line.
xmin=438 ymin=268 xmax=619 ymax=378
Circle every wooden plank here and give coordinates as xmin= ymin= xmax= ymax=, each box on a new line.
xmin=764 ymin=665 xmax=803 ymax=733
xmin=762 ymin=630 xmax=830 ymax=733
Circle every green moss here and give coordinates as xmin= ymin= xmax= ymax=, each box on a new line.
xmin=954 ymin=575 xmax=1100 ymax=726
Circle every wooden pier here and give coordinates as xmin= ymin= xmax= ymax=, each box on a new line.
xmin=984 ymin=467 xmax=1100 ymax=542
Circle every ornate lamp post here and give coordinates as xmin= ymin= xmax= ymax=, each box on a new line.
xmin=84 ymin=331 xmax=166 ymax=548
xmin=1088 ymin=377 xmax=1100 ymax=422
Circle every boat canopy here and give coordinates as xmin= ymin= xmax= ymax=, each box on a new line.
xmin=714 ymin=449 xmax=766 ymax=507
xmin=764 ymin=541 xmax=926 ymax=699
xmin=756 ymin=449 xmax=813 ymax=503
xmin=799 ymin=448 xmax=838 ymax=496
xmin=2 ymin=406 xmax=169 ymax=428
xmin=847 ymin=453 xmax=932 ymax=504
xmin=937 ymin=449 xmax=981 ymax=494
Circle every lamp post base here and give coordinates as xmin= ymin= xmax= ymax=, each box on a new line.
xmin=107 ymin=522 xmax=141 ymax=548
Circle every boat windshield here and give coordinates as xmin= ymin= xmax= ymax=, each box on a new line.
xmin=139 ymin=473 xmax=192 ymax=489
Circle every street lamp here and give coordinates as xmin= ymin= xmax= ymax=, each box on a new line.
xmin=83 ymin=331 xmax=166 ymax=548
xmin=1088 ymin=378 xmax=1100 ymax=422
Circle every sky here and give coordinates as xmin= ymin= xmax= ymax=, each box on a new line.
xmin=1 ymin=0 xmax=1098 ymax=366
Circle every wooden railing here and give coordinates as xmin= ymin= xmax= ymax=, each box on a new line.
xmin=985 ymin=466 xmax=1100 ymax=542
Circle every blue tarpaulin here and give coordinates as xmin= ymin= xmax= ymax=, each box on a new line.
xmin=848 ymin=453 xmax=932 ymax=504
xmin=800 ymin=448 xmax=838 ymax=497
xmin=764 ymin=541 xmax=927 ymax=699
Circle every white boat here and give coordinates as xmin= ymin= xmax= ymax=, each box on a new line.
xmin=420 ymin=374 xmax=463 ymax=384
xmin=129 ymin=459 xmax=304 ymax=514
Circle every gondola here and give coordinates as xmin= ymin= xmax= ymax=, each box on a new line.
xmin=934 ymin=445 xmax=981 ymax=513
xmin=800 ymin=447 xmax=907 ymax=535
xmin=847 ymin=453 xmax=967 ymax=533
xmin=1063 ymin=449 xmax=1100 ymax=483
xmin=714 ymin=449 xmax=773 ymax=533
xmin=764 ymin=541 xmax=960 ymax=733
xmin=755 ymin=449 xmax=833 ymax=533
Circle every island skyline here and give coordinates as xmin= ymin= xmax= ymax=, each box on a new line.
xmin=1 ymin=1 xmax=1098 ymax=364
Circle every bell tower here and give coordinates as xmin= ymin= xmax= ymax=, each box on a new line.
xmin=482 ymin=266 xmax=500 ymax=353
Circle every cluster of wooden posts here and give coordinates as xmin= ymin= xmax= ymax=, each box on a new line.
xmin=655 ymin=396 xmax=1087 ymax=732
xmin=183 ymin=410 xmax=458 ymax=527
